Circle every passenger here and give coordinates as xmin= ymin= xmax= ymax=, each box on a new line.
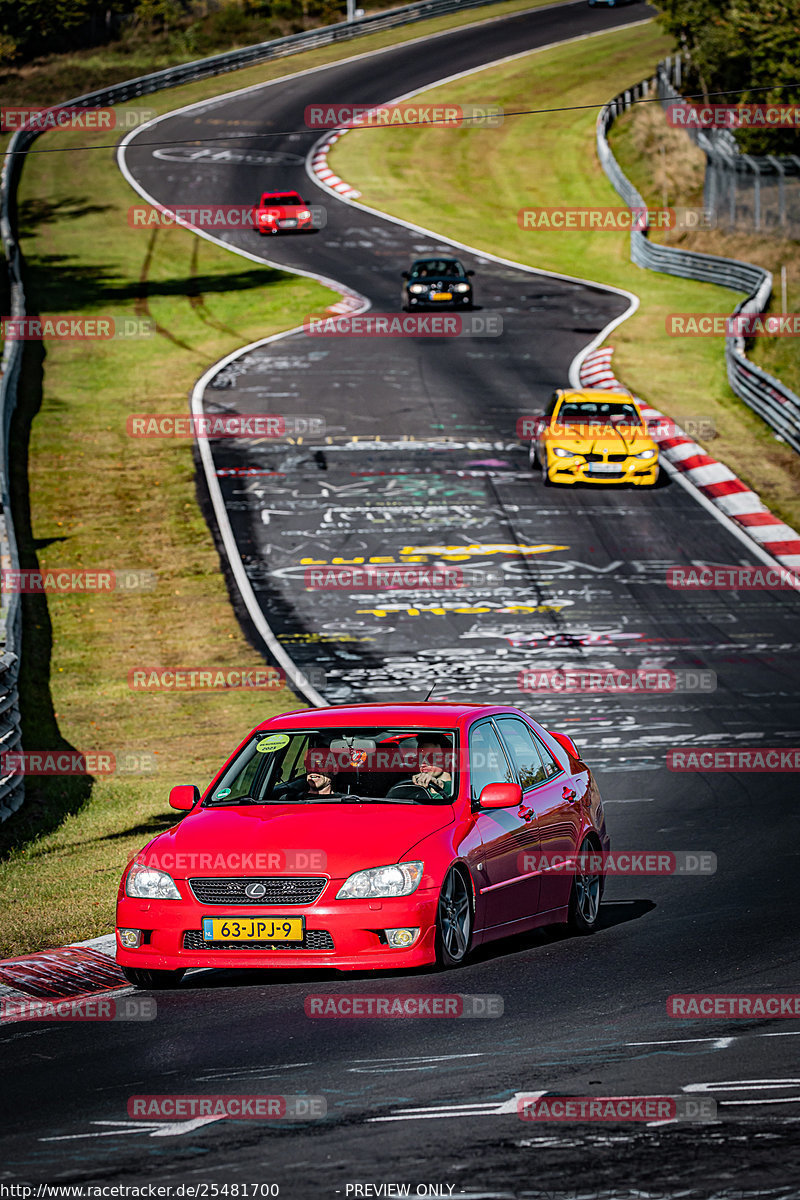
xmin=412 ymin=734 xmax=454 ymax=796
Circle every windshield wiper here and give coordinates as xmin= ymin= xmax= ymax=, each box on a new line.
xmin=205 ymin=795 xmax=262 ymax=807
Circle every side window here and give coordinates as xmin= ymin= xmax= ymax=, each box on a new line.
xmin=535 ymin=734 xmax=563 ymax=779
xmin=495 ymin=718 xmax=548 ymax=789
xmin=545 ymin=392 xmax=560 ymax=418
xmin=469 ymin=721 xmax=513 ymax=802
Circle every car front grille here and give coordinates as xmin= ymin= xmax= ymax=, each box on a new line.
xmin=584 ymin=452 xmax=628 ymax=463
xmin=182 ymin=929 xmax=334 ymax=951
xmin=188 ymin=877 xmax=327 ymax=906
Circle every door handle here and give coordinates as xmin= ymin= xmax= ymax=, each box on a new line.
xmin=519 ymin=806 xmax=534 ymax=821
xmin=562 ymin=787 xmax=577 ymax=803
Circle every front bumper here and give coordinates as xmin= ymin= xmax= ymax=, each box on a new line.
xmin=547 ymin=456 xmax=659 ymax=486
xmin=116 ymin=886 xmax=440 ymax=972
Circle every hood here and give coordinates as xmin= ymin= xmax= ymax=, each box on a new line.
xmin=140 ymin=802 xmax=455 ymax=880
xmin=547 ymin=423 xmax=655 ymax=454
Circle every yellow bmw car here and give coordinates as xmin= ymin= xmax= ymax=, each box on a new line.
xmin=530 ymin=389 xmax=659 ymax=486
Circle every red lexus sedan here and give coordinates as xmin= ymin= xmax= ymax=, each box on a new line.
xmin=251 ymin=190 xmax=315 ymax=234
xmin=116 ymin=703 xmax=610 ymax=987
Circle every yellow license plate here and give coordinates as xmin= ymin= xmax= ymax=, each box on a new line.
xmin=432 ymin=292 xmax=452 ymax=300
xmin=201 ymin=916 xmax=304 ymax=942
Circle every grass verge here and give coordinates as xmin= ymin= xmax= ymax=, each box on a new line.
xmin=330 ymin=18 xmax=800 ymax=531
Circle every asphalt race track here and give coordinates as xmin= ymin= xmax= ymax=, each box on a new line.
xmin=4 ymin=1 xmax=800 ymax=1194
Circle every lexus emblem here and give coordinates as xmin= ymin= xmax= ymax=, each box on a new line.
xmin=245 ymin=882 xmax=267 ymax=899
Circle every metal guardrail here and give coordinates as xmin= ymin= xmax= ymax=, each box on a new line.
xmin=596 ymin=72 xmax=800 ymax=456
xmin=0 ymin=0 xmax=516 ymax=820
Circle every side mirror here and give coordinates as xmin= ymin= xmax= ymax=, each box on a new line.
xmin=169 ymin=784 xmax=200 ymax=811
xmin=466 ymin=269 xmax=475 ymax=276
xmin=478 ymin=781 xmax=522 ymax=808
xmin=548 ymin=731 xmax=580 ymax=759
xmin=401 ymin=271 xmax=410 ymax=279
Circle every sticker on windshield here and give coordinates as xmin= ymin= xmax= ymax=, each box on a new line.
xmin=215 ymin=787 xmax=231 ymax=798
xmin=256 ymin=734 xmax=290 ymax=753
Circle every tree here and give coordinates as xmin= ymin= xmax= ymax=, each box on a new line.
xmin=653 ymin=0 xmax=800 ymax=152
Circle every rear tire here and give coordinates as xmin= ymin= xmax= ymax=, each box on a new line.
xmin=121 ymin=966 xmax=186 ymax=990
xmin=435 ymin=867 xmax=473 ymax=968
xmin=567 ymin=838 xmax=602 ymax=934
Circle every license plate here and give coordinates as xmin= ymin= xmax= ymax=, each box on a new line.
xmin=202 ymin=916 xmax=304 ymax=942
xmin=586 ymin=462 xmax=623 ymax=473
xmin=279 ymin=218 xmax=298 ymax=227
xmin=431 ymin=292 xmax=452 ymax=301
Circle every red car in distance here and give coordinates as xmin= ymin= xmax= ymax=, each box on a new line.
xmin=116 ymin=702 xmax=610 ymax=988
xmin=252 ymin=190 xmax=314 ymax=234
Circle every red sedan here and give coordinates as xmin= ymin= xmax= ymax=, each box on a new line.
xmin=116 ymin=703 xmax=610 ymax=987
xmin=252 ymin=190 xmax=314 ymax=234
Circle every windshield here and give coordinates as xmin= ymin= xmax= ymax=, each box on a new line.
xmin=555 ymin=401 xmax=642 ymax=427
xmin=206 ymin=728 xmax=458 ymax=806
xmin=410 ymin=260 xmax=463 ymax=278
xmin=262 ymin=193 xmax=303 ymax=206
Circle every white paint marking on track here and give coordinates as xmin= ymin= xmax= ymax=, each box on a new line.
xmin=40 ymin=1116 xmax=224 ymax=1141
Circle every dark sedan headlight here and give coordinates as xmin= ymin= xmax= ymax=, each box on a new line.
xmin=452 ymin=283 xmax=470 ymax=293
xmin=408 ymin=284 xmax=428 ymax=295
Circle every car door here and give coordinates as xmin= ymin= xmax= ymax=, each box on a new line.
xmin=496 ymin=716 xmax=582 ymax=914
xmin=469 ymin=719 xmax=538 ymax=930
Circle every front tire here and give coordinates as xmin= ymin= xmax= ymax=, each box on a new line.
xmin=567 ymin=838 xmax=602 ymax=934
xmin=121 ymin=966 xmax=186 ymax=989
xmin=435 ymin=867 xmax=473 ymax=968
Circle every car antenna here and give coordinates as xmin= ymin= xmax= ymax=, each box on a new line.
xmin=423 ymin=683 xmax=437 ymax=701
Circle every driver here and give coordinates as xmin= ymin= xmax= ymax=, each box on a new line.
xmin=412 ymin=734 xmax=454 ymax=796
xmin=304 ymin=747 xmax=341 ymax=797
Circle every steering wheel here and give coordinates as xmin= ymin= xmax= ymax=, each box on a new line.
xmin=385 ymin=782 xmax=435 ymax=801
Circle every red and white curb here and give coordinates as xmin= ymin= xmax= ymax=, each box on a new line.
xmin=310 ymin=128 xmax=361 ymax=200
xmin=0 ymin=934 xmax=127 ymax=1022
xmin=580 ymin=346 xmax=800 ymax=572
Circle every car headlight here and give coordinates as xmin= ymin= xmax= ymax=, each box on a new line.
xmin=408 ymin=284 xmax=427 ymax=294
xmin=297 ymin=210 xmax=311 ymax=219
xmin=635 ymin=449 xmax=657 ymax=459
xmin=125 ymin=864 xmax=181 ymax=900
xmin=452 ymin=283 xmax=470 ymax=293
xmin=337 ymin=861 xmax=424 ymax=899
xmin=552 ymin=446 xmax=575 ymax=458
